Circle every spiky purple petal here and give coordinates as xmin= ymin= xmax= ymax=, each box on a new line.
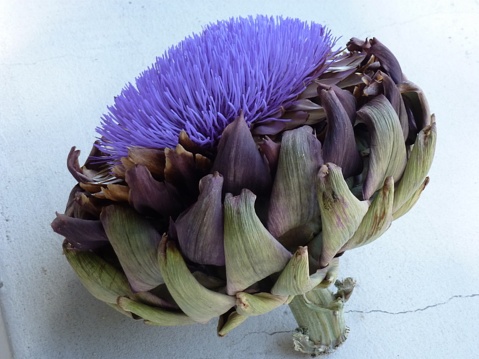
xmin=97 ymin=16 xmax=337 ymax=161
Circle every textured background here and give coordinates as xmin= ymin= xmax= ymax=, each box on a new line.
xmin=1 ymin=1 xmax=479 ymax=358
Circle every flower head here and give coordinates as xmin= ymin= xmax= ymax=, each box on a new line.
xmin=53 ymin=16 xmax=436 ymax=356
xmin=97 ymin=16 xmax=336 ymax=161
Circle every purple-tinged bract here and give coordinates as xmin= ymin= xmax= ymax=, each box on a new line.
xmin=97 ymin=16 xmax=336 ymax=161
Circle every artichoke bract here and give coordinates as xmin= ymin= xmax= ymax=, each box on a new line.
xmin=52 ymin=16 xmax=436 ymax=355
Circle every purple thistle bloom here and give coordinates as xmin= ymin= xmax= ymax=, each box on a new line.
xmin=54 ymin=14 xmax=436 ymax=354
xmin=97 ymin=16 xmax=337 ymax=161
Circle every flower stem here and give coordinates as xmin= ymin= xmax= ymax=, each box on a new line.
xmin=288 ymin=278 xmax=355 ymax=356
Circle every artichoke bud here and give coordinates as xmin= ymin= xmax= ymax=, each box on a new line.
xmin=52 ymin=16 xmax=436 ymax=348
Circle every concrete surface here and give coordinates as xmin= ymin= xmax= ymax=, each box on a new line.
xmin=1 ymin=0 xmax=478 ymax=358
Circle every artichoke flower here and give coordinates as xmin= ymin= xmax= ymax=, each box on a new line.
xmin=52 ymin=16 xmax=436 ymax=355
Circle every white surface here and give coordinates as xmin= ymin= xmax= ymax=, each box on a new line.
xmin=0 ymin=308 xmax=12 ymax=359
xmin=1 ymin=1 xmax=478 ymax=358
